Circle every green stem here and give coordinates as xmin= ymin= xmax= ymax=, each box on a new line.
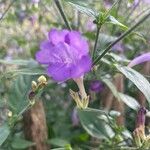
xmin=92 ymin=25 xmax=101 ymax=60
xmin=93 ymin=11 xmax=150 ymax=66
xmin=54 ymin=0 xmax=72 ymax=30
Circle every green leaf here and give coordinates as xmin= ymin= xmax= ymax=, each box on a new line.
xmin=47 ymin=138 xmax=70 ymax=147
xmin=0 ymin=59 xmax=44 ymax=80
xmin=102 ymin=78 xmax=121 ymax=100
xmin=78 ymin=108 xmax=114 ymax=139
xmin=116 ymin=65 xmax=150 ymax=104
xmin=0 ymin=59 xmax=38 ymax=67
xmin=0 ymin=124 xmax=10 ymax=146
xmin=118 ymin=93 xmax=140 ymax=110
xmin=65 ymin=0 xmax=97 ymax=17
xmin=8 ymin=75 xmax=33 ymax=114
xmin=107 ymin=15 xmax=128 ymax=29
xmin=102 ymin=78 xmax=140 ymax=110
xmin=106 ymin=53 xmax=130 ymax=63
xmin=11 ymin=138 xmax=35 ymax=149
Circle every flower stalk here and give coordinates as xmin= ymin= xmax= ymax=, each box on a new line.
xmin=54 ymin=0 xmax=72 ymax=30
xmin=70 ymin=77 xmax=89 ymax=109
xmin=92 ymin=25 xmax=101 ymax=60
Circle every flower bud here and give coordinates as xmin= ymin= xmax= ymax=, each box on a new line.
xmin=37 ymin=75 xmax=47 ymax=84
xmin=136 ymin=107 xmax=147 ymax=128
xmin=28 ymin=91 xmax=36 ymax=100
xmin=7 ymin=110 xmax=12 ymax=117
xmin=31 ymin=81 xmax=37 ymax=91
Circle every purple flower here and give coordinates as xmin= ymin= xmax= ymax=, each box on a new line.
xmin=36 ymin=29 xmax=92 ymax=82
xmin=112 ymin=42 xmax=124 ymax=52
xmin=90 ymin=80 xmax=104 ymax=92
xmin=104 ymin=0 xmax=112 ymax=9
xmin=128 ymin=52 xmax=150 ymax=67
xmin=86 ymin=19 xmax=96 ymax=32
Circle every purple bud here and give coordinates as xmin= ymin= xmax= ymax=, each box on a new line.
xmin=90 ymin=80 xmax=104 ymax=93
xmin=128 ymin=52 xmax=150 ymax=67
xmin=71 ymin=108 xmax=79 ymax=126
xmin=136 ymin=107 xmax=147 ymax=127
xmin=28 ymin=91 xmax=35 ymax=100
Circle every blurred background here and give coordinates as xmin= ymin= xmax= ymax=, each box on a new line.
xmin=0 ymin=0 xmax=150 ymax=149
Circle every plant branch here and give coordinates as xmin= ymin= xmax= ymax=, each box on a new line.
xmin=92 ymin=25 xmax=101 ymax=60
xmin=54 ymin=0 xmax=72 ymax=30
xmin=93 ymin=11 xmax=150 ymax=66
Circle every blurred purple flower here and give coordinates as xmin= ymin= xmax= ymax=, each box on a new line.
xmin=90 ymin=80 xmax=104 ymax=92
xmin=36 ymin=28 xmax=92 ymax=82
xmin=86 ymin=19 xmax=96 ymax=32
xmin=31 ymin=0 xmax=40 ymax=4
xmin=127 ymin=0 xmax=139 ymax=8
xmin=29 ymin=15 xmax=38 ymax=26
xmin=128 ymin=52 xmax=150 ymax=67
xmin=144 ymin=0 xmax=150 ymax=3
xmin=71 ymin=108 xmax=79 ymax=126
xmin=104 ymin=0 xmax=112 ymax=9
xmin=112 ymin=42 xmax=124 ymax=52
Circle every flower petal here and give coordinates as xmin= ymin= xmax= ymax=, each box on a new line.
xmin=47 ymin=63 xmax=71 ymax=82
xmin=48 ymin=28 xmax=69 ymax=45
xmin=35 ymin=41 xmax=54 ymax=64
xmin=128 ymin=52 xmax=150 ymax=67
xmin=65 ymin=31 xmax=89 ymax=56
xmin=71 ymin=55 xmax=92 ymax=78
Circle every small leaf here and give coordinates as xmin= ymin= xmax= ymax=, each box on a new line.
xmin=106 ymin=53 xmax=130 ymax=63
xmin=116 ymin=65 xmax=150 ymax=104
xmin=11 ymin=138 xmax=35 ymax=149
xmin=0 ymin=124 xmax=10 ymax=146
xmin=118 ymin=93 xmax=140 ymax=110
xmin=8 ymin=75 xmax=33 ymax=114
xmin=47 ymin=138 xmax=69 ymax=147
xmin=65 ymin=0 xmax=97 ymax=17
xmin=78 ymin=108 xmax=114 ymax=139
xmin=107 ymin=16 xmax=128 ymax=29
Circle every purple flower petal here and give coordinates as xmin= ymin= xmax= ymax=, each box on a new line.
xmin=47 ymin=63 xmax=71 ymax=82
xmin=128 ymin=52 xmax=150 ymax=67
xmin=65 ymin=31 xmax=89 ymax=56
xmin=48 ymin=28 xmax=69 ymax=45
xmin=35 ymin=41 xmax=54 ymax=64
xmin=71 ymin=55 xmax=92 ymax=78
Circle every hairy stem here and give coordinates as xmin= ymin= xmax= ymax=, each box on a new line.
xmin=93 ymin=11 xmax=150 ymax=66
xmin=54 ymin=0 xmax=72 ymax=30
